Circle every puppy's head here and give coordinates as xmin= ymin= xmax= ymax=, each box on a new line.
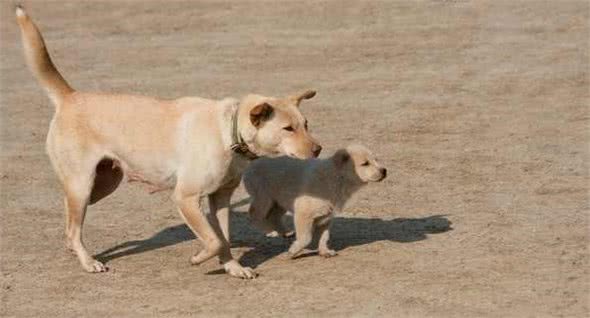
xmin=238 ymin=90 xmax=321 ymax=159
xmin=332 ymin=145 xmax=387 ymax=183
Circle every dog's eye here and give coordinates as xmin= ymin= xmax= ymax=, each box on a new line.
xmin=361 ymin=161 xmax=370 ymax=166
xmin=304 ymin=120 xmax=309 ymax=130
xmin=283 ymin=126 xmax=295 ymax=132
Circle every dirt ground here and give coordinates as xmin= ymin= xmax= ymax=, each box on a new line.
xmin=1 ymin=1 xmax=588 ymax=317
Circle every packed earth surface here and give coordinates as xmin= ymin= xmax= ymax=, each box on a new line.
xmin=1 ymin=1 xmax=588 ymax=317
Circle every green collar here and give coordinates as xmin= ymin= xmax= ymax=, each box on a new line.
xmin=230 ymin=107 xmax=259 ymax=160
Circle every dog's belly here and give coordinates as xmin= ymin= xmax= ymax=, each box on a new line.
xmin=111 ymin=157 xmax=177 ymax=194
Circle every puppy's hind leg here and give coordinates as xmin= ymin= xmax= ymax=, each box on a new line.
xmin=317 ymin=219 xmax=337 ymax=258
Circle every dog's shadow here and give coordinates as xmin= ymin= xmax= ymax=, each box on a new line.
xmin=95 ymin=199 xmax=452 ymax=269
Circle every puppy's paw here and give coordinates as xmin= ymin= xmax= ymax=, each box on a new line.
xmin=266 ymin=230 xmax=295 ymax=239
xmin=282 ymin=230 xmax=295 ymax=238
xmin=319 ymin=249 xmax=338 ymax=258
xmin=223 ymin=260 xmax=257 ymax=279
xmin=265 ymin=231 xmax=280 ymax=238
xmin=83 ymin=259 xmax=108 ymax=273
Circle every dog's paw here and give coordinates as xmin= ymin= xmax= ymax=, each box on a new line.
xmin=223 ymin=260 xmax=257 ymax=279
xmin=288 ymin=242 xmax=307 ymax=259
xmin=288 ymin=249 xmax=304 ymax=259
xmin=83 ymin=259 xmax=108 ymax=273
xmin=319 ymin=249 xmax=338 ymax=258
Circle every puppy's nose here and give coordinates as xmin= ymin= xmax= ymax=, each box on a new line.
xmin=380 ymin=168 xmax=387 ymax=178
xmin=312 ymin=144 xmax=322 ymax=157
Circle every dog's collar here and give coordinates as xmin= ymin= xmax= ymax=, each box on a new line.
xmin=230 ymin=106 xmax=259 ymax=160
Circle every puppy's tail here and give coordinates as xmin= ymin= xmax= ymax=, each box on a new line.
xmin=16 ymin=5 xmax=74 ymax=107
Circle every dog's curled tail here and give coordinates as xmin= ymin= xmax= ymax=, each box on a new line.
xmin=16 ymin=5 xmax=74 ymax=107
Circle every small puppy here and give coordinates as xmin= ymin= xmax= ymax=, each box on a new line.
xmin=243 ymin=145 xmax=387 ymax=258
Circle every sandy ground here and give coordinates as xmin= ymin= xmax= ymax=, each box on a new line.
xmin=1 ymin=1 xmax=588 ymax=317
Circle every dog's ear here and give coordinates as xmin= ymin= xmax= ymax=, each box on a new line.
xmin=332 ymin=149 xmax=350 ymax=168
xmin=249 ymin=103 xmax=274 ymax=127
xmin=291 ymin=90 xmax=316 ymax=106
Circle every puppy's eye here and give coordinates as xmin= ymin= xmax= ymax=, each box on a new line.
xmin=361 ymin=161 xmax=370 ymax=166
xmin=283 ymin=126 xmax=295 ymax=132
xmin=304 ymin=120 xmax=309 ymax=130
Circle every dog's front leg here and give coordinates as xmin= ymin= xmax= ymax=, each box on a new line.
xmin=208 ymin=187 xmax=257 ymax=279
xmin=207 ymin=187 xmax=234 ymax=242
xmin=174 ymin=190 xmax=224 ymax=265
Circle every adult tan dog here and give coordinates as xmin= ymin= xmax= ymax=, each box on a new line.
xmin=16 ymin=6 xmax=321 ymax=279
xmin=244 ymin=145 xmax=386 ymax=258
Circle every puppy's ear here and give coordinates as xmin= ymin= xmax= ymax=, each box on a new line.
xmin=291 ymin=90 xmax=316 ymax=106
xmin=332 ymin=149 xmax=350 ymax=168
xmin=249 ymin=103 xmax=274 ymax=127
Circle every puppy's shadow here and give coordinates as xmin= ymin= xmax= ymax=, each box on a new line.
xmin=96 ymin=199 xmax=452 ymax=269
xmin=237 ymin=214 xmax=452 ymax=268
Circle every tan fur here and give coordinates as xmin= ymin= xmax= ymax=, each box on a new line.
xmin=16 ymin=6 xmax=321 ymax=278
xmin=243 ymin=145 xmax=386 ymax=258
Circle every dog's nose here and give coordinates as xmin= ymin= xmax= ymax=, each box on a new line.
xmin=312 ymin=144 xmax=322 ymax=157
xmin=380 ymin=168 xmax=387 ymax=178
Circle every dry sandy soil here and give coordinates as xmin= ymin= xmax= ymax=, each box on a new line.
xmin=1 ymin=1 xmax=588 ymax=317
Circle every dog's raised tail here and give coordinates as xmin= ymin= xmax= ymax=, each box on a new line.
xmin=16 ymin=5 xmax=74 ymax=106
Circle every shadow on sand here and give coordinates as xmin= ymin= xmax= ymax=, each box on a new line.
xmin=95 ymin=199 xmax=452 ymax=269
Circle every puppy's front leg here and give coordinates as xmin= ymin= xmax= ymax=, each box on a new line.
xmin=268 ymin=205 xmax=293 ymax=238
xmin=208 ymin=188 xmax=256 ymax=279
xmin=174 ymin=191 xmax=223 ymax=265
xmin=317 ymin=220 xmax=337 ymax=258
xmin=288 ymin=212 xmax=315 ymax=258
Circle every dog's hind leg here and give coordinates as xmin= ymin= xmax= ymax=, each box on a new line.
xmin=47 ymin=125 xmax=111 ymax=272
xmin=61 ymin=162 xmax=109 ymax=273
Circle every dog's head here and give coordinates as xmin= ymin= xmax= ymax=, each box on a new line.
xmin=332 ymin=145 xmax=387 ymax=183
xmin=238 ymin=90 xmax=321 ymax=159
